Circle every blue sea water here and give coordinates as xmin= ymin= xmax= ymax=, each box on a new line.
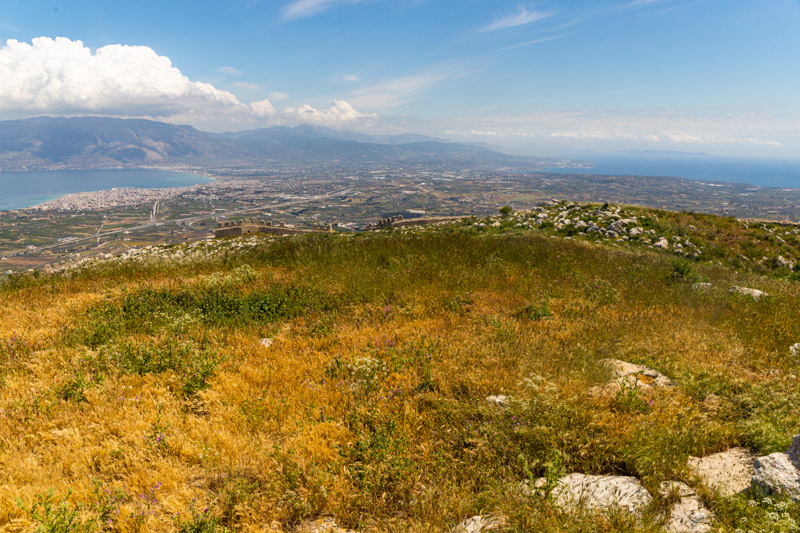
xmin=0 ymin=169 xmax=212 ymax=210
xmin=548 ymin=154 xmax=800 ymax=189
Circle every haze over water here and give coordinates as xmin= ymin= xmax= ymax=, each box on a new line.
xmin=0 ymin=169 xmax=211 ymax=211
xmin=550 ymin=155 xmax=800 ymax=189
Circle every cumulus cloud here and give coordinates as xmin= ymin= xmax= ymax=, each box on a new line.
xmin=0 ymin=37 xmax=248 ymax=117
xmin=283 ymin=99 xmax=376 ymax=126
xmin=0 ymin=36 xmax=372 ymax=131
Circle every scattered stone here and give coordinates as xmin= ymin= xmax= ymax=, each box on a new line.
xmin=260 ymin=338 xmax=274 ymax=348
xmin=751 ymin=435 xmax=800 ymax=501
xmin=296 ymin=517 xmax=358 ymax=533
xmin=628 ymin=227 xmax=644 ymax=236
xmin=730 ymin=286 xmax=768 ymax=300
xmin=659 ymin=481 xmax=714 ymax=533
xmin=654 ymin=237 xmax=670 ymax=249
xmin=692 ymin=283 xmax=713 ymax=290
xmin=790 ymin=343 xmax=800 ymax=357
xmin=776 ymin=255 xmax=793 ymax=268
xmin=544 ymin=473 xmax=653 ymax=515
xmin=600 ymin=358 xmax=674 ymax=389
xmin=451 ymin=514 xmax=507 ymax=533
xmin=486 ymin=395 xmax=511 ymax=407
xmin=688 ymin=448 xmax=757 ymax=496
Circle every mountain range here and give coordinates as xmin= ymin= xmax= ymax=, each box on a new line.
xmin=0 ymin=116 xmax=555 ymax=171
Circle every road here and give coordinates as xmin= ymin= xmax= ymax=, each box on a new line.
xmin=4 ymin=187 xmax=353 ymax=258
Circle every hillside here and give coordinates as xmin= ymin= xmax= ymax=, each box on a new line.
xmin=1 ymin=204 xmax=800 ymax=532
xmin=0 ymin=117 xmax=552 ymax=171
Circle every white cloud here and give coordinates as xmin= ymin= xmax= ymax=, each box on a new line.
xmin=343 ymin=74 xmax=360 ymax=82
xmin=230 ymin=81 xmax=264 ymax=91
xmin=0 ymin=36 xmax=381 ymax=131
xmin=283 ymin=99 xmax=376 ymax=126
xmin=282 ymin=0 xmax=367 ymax=20
xmin=480 ymin=6 xmax=553 ymax=32
xmin=0 ymin=37 xmax=254 ymax=119
xmin=347 ymin=68 xmax=466 ymax=109
xmin=499 ymin=35 xmax=566 ymax=51
xmin=217 ymin=66 xmax=242 ymax=75
xmin=436 ymin=107 xmax=798 ymax=156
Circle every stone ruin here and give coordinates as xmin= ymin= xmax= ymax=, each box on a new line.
xmin=214 ymin=219 xmax=333 ymax=238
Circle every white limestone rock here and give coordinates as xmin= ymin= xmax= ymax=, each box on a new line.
xmin=790 ymin=343 xmax=800 ymax=357
xmin=486 ymin=395 xmax=511 ymax=407
xmin=654 ymin=237 xmax=670 ymax=249
xmin=730 ymin=286 xmax=768 ymax=300
xmin=544 ymin=473 xmax=653 ymax=515
xmin=600 ymin=358 xmax=674 ymax=389
xmin=751 ymin=435 xmax=800 ymax=501
xmin=688 ymin=448 xmax=757 ymax=496
xmin=659 ymin=481 xmax=713 ymax=533
xmin=451 ymin=514 xmax=507 ymax=533
xmin=260 ymin=338 xmax=274 ymax=348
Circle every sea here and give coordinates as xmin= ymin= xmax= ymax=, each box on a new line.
xmin=0 ymin=169 xmax=212 ymax=211
xmin=547 ymin=154 xmax=800 ymax=189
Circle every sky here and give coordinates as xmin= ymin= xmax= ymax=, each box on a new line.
xmin=1 ymin=0 xmax=799 ymax=157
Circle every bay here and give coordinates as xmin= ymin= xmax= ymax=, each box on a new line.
xmin=0 ymin=169 xmax=211 ymax=210
xmin=548 ymin=154 xmax=800 ymax=188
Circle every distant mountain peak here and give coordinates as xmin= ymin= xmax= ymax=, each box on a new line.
xmin=0 ymin=116 xmax=549 ymax=171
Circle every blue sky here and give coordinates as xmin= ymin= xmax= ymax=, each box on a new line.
xmin=1 ymin=0 xmax=799 ymax=157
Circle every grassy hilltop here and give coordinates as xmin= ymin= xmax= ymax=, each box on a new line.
xmin=1 ymin=203 xmax=799 ymax=532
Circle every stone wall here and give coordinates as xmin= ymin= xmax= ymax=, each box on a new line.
xmin=214 ymin=219 xmax=333 ymax=238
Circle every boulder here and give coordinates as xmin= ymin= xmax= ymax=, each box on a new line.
xmin=628 ymin=227 xmax=644 ymax=236
xmin=688 ymin=448 xmax=757 ymax=496
xmin=260 ymin=338 xmax=273 ymax=348
xmin=544 ymin=473 xmax=652 ymax=515
xmin=451 ymin=514 xmax=506 ymax=533
xmin=751 ymin=435 xmax=800 ymax=501
xmin=654 ymin=237 xmax=670 ymax=250
xmin=730 ymin=286 xmax=768 ymax=300
xmin=659 ymin=482 xmax=713 ymax=533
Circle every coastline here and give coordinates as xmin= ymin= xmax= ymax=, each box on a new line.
xmin=0 ymin=168 xmax=215 ymax=211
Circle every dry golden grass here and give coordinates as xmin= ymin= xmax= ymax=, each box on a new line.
xmin=0 ymin=220 xmax=799 ymax=532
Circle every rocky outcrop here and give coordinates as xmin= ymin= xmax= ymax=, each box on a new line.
xmin=730 ymin=286 xmax=768 ymax=301
xmin=688 ymin=448 xmax=757 ymax=496
xmin=593 ymin=359 xmax=674 ymax=395
xmin=542 ymin=473 xmax=653 ymax=515
xmin=659 ymin=481 xmax=713 ymax=533
xmin=751 ymin=435 xmax=800 ymax=501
